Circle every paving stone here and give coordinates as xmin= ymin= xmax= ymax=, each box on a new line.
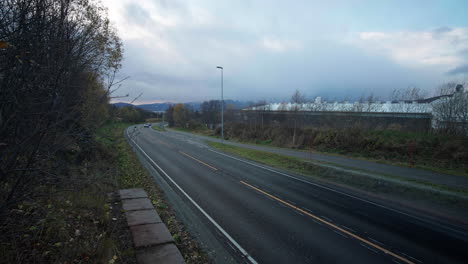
xmin=122 ymin=198 xmax=154 ymax=211
xmin=136 ymin=244 xmax=185 ymax=264
xmin=130 ymin=223 xmax=174 ymax=248
xmin=125 ymin=209 xmax=162 ymax=226
xmin=119 ymin=189 xmax=148 ymax=200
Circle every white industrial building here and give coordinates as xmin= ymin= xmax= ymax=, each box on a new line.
xmin=246 ymin=85 xmax=467 ymax=132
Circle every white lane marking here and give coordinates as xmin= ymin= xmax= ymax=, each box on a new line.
xmin=126 ymin=128 xmax=258 ymax=264
xmin=207 ymin=148 xmax=442 ymax=228
xmin=333 ymin=229 xmax=348 ymax=239
xmin=294 ymin=210 xmax=304 ymax=216
xmin=401 ymin=253 xmax=423 ymax=263
xmin=360 ymin=243 xmax=379 ymax=254
xmin=339 ymin=224 xmax=356 ymax=233
xmin=312 ymin=219 xmax=324 ymax=226
xmin=368 ymin=237 xmax=385 ymax=246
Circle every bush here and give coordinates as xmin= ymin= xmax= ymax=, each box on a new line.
xmin=223 ymin=122 xmax=467 ymax=172
xmin=187 ymin=120 xmax=204 ymax=130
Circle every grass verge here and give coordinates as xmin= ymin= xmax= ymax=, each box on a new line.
xmin=175 ymin=126 xmax=468 ymax=178
xmin=0 ymin=122 xmax=209 ymax=264
xmin=172 ymin=127 xmax=217 ymax=137
xmin=207 ymin=141 xmax=468 ymax=224
xmin=151 ymin=125 xmax=166 ymax=132
xmin=96 ymin=122 xmax=209 ymax=263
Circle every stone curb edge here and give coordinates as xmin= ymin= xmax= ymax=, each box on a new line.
xmin=117 ymin=188 xmax=186 ymax=264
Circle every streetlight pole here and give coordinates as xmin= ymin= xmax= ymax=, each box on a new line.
xmin=216 ymin=66 xmax=224 ymax=143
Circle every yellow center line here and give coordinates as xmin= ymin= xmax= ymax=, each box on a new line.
xmin=240 ymin=180 xmax=415 ymax=264
xmin=179 ymin=151 xmax=218 ymax=171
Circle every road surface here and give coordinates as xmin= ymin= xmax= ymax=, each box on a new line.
xmin=126 ymin=125 xmax=467 ymax=264
xmin=166 ymin=128 xmax=468 ymax=192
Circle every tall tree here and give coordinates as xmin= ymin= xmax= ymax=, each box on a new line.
xmin=173 ymin=103 xmax=189 ymax=127
xmin=201 ymin=100 xmax=221 ymax=128
xmin=0 ymin=0 xmax=123 ymax=213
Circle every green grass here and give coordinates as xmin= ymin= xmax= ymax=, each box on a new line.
xmin=151 ymin=125 xmax=166 ymax=132
xmin=208 ymin=141 xmax=320 ymax=175
xmin=192 ymin=127 xmax=468 ymax=178
xmin=96 ymin=122 xmax=209 ymax=263
xmin=171 ymin=126 xmax=218 ymax=138
xmin=207 ymin=141 xmax=468 ymax=217
xmin=172 ymin=127 xmax=191 ymax=132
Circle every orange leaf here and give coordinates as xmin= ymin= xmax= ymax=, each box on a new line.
xmin=0 ymin=42 xmax=9 ymax=48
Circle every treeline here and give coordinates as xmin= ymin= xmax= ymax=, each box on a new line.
xmin=110 ymin=105 xmax=156 ymax=123
xmin=0 ymin=0 xmax=124 ymax=214
xmin=165 ymin=100 xmax=229 ymax=129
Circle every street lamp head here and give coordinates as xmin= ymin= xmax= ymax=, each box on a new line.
xmin=216 ymin=66 xmax=223 ymax=69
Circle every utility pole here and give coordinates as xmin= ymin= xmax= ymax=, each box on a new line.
xmin=216 ymin=66 xmax=224 ymax=143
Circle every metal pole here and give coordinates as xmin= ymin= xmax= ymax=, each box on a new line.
xmin=217 ymin=66 xmax=224 ymax=143
xmin=221 ymin=68 xmax=224 ymax=143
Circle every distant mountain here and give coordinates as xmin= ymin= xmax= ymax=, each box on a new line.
xmin=133 ymin=102 xmax=202 ymax=112
xmin=183 ymin=102 xmax=201 ymax=111
xmin=135 ymin=102 xmax=173 ymax=112
xmin=112 ymin=102 xmax=134 ymax=108
xmin=112 ymin=100 xmax=253 ymax=112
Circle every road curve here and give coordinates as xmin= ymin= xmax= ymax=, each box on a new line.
xmin=126 ymin=125 xmax=467 ymax=264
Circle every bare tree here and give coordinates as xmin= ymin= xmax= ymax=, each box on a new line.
xmin=0 ymin=0 xmax=123 ymax=215
xmin=389 ymin=86 xmax=427 ymax=113
xmin=290 ymin=89 xmax=306 ymax=146
xmin=432 ymin=82 xmax=468 ymax=135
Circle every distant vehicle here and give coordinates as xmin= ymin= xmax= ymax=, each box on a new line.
xmin=144 ymin=123 xmax=151 ymax=128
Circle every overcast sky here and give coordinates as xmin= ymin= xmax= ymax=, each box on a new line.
xmin=102 ymin=0 xmax=468 ymax=104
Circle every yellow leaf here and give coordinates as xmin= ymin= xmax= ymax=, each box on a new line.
xmin=0 ymin=42 xmax=9 ymax=49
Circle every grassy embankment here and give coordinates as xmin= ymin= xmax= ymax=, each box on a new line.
xmin=0 ymin=122 xmax=208 ymax=264
xmin=172 ymin=126 xmax=214 ymax=136
xmin=151 ymin=124 xmax=166 ymax=132
xmin=95 ymin=122 xmax=208 ymax=263
xmin=207 ymin=141 xmax=468 ymax=221
xmin=173 ymin=124 xmax=468 ymax=177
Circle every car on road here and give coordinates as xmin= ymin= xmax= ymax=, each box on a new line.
xmin=143 ymin=123 xmax=151 ymax=128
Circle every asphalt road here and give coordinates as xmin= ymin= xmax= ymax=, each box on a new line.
xmin=166 ymin=128 xmax=468 ymax=192
xmin=126 ymin=125 xmax=467 ymax=264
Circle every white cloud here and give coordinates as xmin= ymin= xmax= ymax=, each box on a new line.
xmin=348 ymin=27 xmax=468 ymax=70
xmin=260 ymin=37 xmax=301 ymax=52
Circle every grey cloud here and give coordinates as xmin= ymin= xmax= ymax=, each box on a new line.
xmin=446 ymin=64 xmax=468 ymax=75
xmin=458 ymin=49 xmax=468 ymax=58
xmin=125 ymin=3 xmax=151 ymax=25
xmin=135 ymin=72 xmax=209 ymax=86
xmin=111 ymin=1 xmax=464 ymax=103
xmin=433 ymin=26 xmax=452 ymax=34
xmin=432 ymin=26 xmax=452 ymax=40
